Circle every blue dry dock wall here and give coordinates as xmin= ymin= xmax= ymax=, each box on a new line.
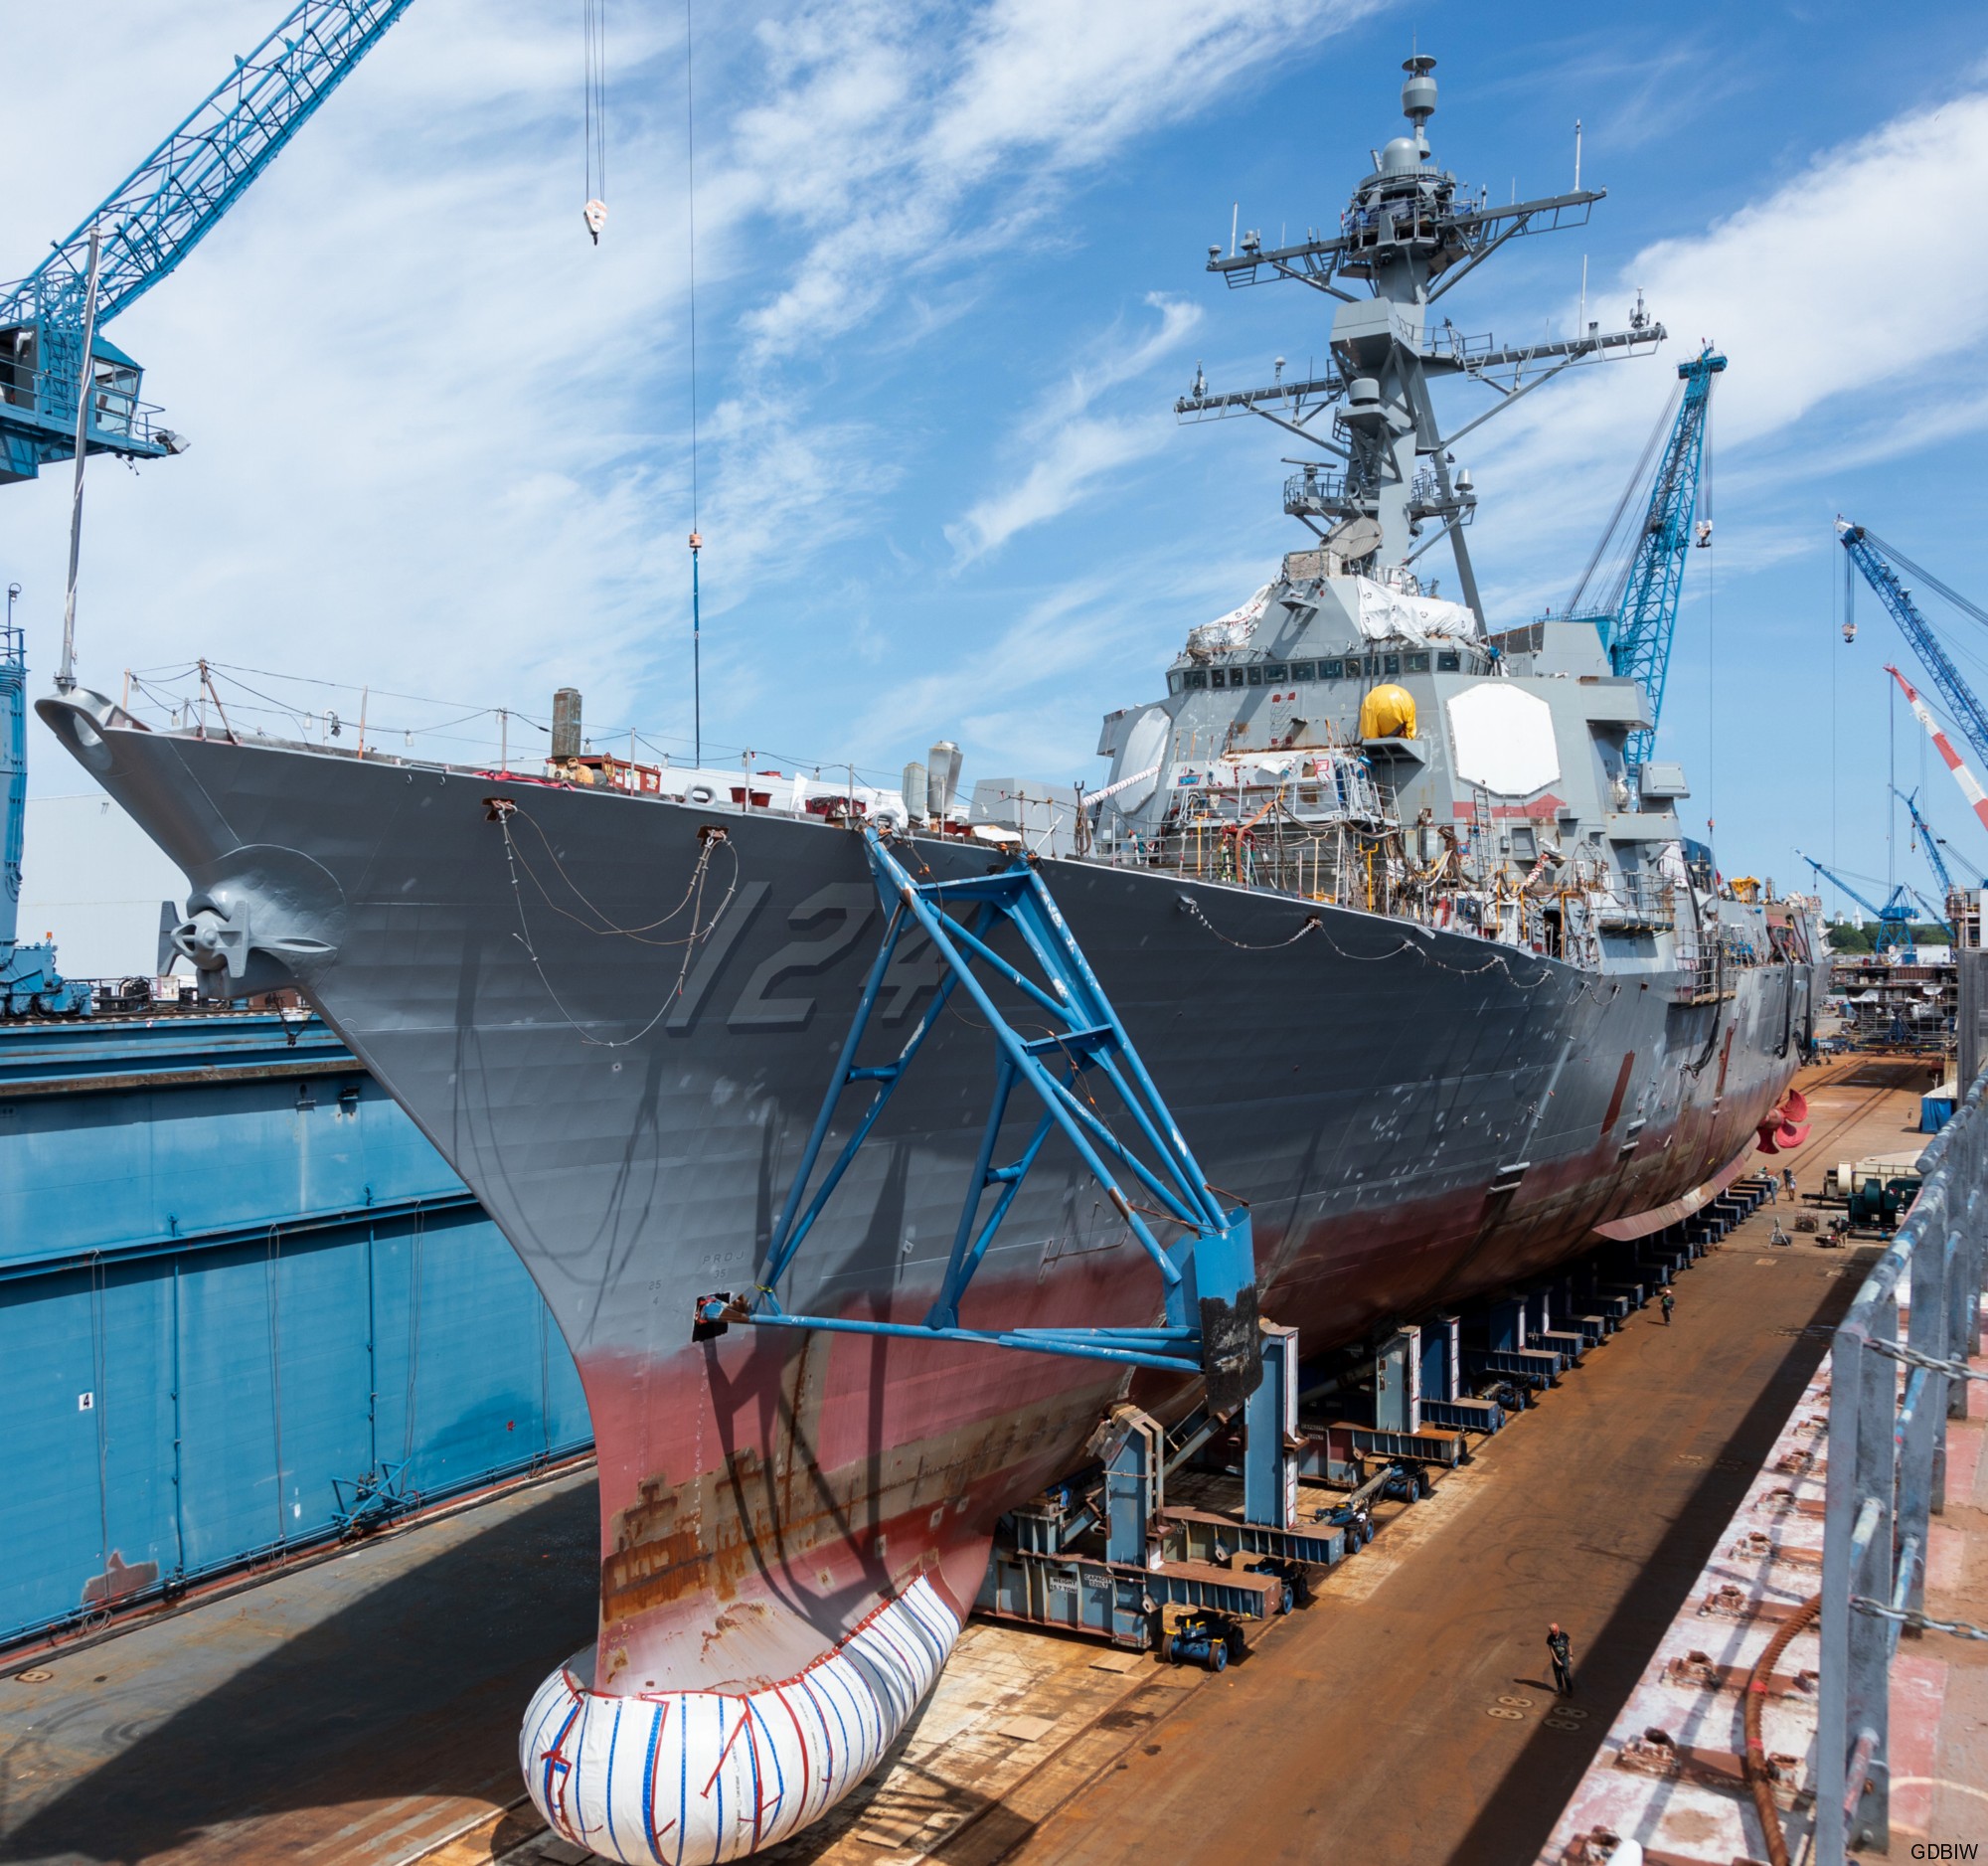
xmin=0 ymin=1012 xmax=591 ymax=1648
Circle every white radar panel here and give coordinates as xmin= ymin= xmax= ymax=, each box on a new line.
xmin=1114 ymin=707 xmax=1172 ymax=812
xmin=1444 ymin=683 xmax=1560 ymax=797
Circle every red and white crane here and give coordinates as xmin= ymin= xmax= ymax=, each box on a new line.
xmin=1886 ymin=662 xmax=1988 ymax=835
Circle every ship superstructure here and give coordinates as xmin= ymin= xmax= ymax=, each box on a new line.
xmin=38 ymin=55 xmax=1818 ymax=1866
xmin=1086 ymin=56 xmax=1711 ymax=972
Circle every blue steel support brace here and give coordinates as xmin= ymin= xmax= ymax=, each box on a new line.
xmin=1373 ymin=1326 xmax=1419 ymax=1435
xmin=697 ymin=828 xmax=1265 ymax=1409
xmin=1242 ymin=1324 xmax=1298 ymax=1529
xmin=1102 ymin=1412 xmax=1164 ymax=1566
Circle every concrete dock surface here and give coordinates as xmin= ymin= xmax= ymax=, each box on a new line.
xmin=4 ymin=1058 xmax=1980 ymax=1866
xmin=0 ymin=1469 xmax=599 ymax=1866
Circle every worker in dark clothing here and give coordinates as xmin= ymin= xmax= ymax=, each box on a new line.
xmin=1783 ymin=1168 xmax=1797 ymax=1200
xmin=1661 ymin=1289 xmax=1675 ymax=1325
xmin=1547 ymin=1622 xmax=1575 ymax=1695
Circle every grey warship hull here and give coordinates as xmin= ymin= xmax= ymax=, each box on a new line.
xmin=41 ymin=699 xmax=1812 ymax=1696
xmin=33 ymin=44 xmax=1825 ymax=1855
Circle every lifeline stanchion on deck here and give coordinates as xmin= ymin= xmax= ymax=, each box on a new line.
xmin=1816 ymin=1062 xmax=1988 ymax=1860
xmin=694 ymin=826 xmax=1262 ymax=1409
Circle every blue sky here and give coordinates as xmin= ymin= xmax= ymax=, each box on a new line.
xmin=4 ymin=0 xmax=1987 ymax=916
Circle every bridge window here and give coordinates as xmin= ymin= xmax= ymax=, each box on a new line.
xmin=1290 ymin=661 xmax=1315 ymax=681
xmin=1437 ymin=651 xmax=1461 ymax=673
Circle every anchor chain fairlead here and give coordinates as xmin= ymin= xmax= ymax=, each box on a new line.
xmin=694 ymin=827 xmax=1263 ymax=1413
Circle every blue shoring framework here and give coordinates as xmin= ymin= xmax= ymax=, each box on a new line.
xmin=696 ymin=828 xmax=1262 ymax=1404
xmin=1 ymin=0 xmax=416 ymax=484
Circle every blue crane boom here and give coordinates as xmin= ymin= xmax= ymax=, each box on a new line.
xmin=1896 ymin=786 xmax=1957 ymax=902
xmin=0 ymin=0 xmax=415 ymax=485
xmin=1839 ymin=521 xmax=1988 ymax=769
xmin=1571 ymin=346 xmax=1724 ymax=767
xmin=1797 ymin=851 xmax=1948 ymax=943
xmin=1796 ymin=852 xmax=1900 ymax=929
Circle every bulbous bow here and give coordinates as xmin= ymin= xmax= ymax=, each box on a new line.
xmin=520 ymin=1577 xmax=960 ymax=1862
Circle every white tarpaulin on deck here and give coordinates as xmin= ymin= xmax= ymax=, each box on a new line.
xmin=1187 ymin=584 xmax=1273 ymax=656
xmin=1354 ymin=578 xmax=1479 ymax=642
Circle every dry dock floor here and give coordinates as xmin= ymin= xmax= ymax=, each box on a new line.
xmin=0 ymin=1058 xmax=1954 ymax=1866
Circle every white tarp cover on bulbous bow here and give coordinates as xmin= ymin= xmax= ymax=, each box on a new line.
xmin=521 ymin=1577 xmax=960 ymax=1863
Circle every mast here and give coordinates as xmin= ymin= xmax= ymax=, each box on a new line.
xmin=1178 ymin=56 xmax=1666 ymax=621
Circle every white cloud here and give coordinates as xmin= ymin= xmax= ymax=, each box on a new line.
xmin=1459 ymin=86 xmax=1988 ymax=616
xmin=0 ymin=0 xmax=1377 ymax=778
xmin=2 ymin=0 xmax=697 ymax=745
xmin=726 ymin=0 xmax=1378 ymax=364
xmin=845 ymin=534 xmax=1277 ymax=774
xmin=945 ymin=293 xmax=1202 ymax=562
xmin=1636 ymin=90 xmax=1988 ymax=445
xmin=946 ymin=416 xmax=1164 ymax=565
xmin=1018 ymin=295 xmax=1205 ymax=440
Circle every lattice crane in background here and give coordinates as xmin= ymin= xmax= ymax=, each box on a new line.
xmin=1896 ymin=786 xmax=1959 ymax=906
xmin=1796 ymin=851 xmax=1949 ymax=946
xmin=1841 ymin=523 xmax=1988 ymax=775
xmin=0 ymin=0 xmax=415 ymax=486
xmin=1566 ymin=346 xmax=1724 ymax=770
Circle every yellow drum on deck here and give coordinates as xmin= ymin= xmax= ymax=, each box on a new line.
xmin=1359 ymin=683 xmax=1417 ymax=740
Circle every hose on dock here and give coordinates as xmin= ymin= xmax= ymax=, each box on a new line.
xmin=1742 ymin=1591 xmax=1819 ymax=1866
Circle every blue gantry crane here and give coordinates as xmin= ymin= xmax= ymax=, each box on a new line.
xmin=1839 ymin=521 xmax=1988 ymax=769
xmin=0 ymin=0 xmax=415 ymax=486
xmin=2 ymin=1 xmax=414 ymax=1010
xmin=1568 ymin=346 xmax=1725 ymax=769
xmin=1797 ymin=851 xmax=1949 ymax=947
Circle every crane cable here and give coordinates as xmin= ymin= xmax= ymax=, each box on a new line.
xmin=1703 ymin=384 xmax=1716 ymax=841
xmin=582 ymin=0 xmax=607 ymax=241
xmin=1564 ymin=377 xmax=1680 ymax=617
xmin=686 ymin=0 xmax=704 ymax=767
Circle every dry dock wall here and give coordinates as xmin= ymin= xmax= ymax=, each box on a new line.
xmin=0 ymin=1012 xmax=592 ymax=1649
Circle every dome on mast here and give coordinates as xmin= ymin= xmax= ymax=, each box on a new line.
xmin=1401 ymin=55 xmax=1437 ymax=127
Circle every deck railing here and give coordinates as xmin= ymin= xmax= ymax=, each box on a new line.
xmin=1816 ymin=1064 xmax=1988 ymax=1857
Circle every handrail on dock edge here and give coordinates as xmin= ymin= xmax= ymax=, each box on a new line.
xmin=1816 ymin=1059 xmax=1988 ymax=1859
